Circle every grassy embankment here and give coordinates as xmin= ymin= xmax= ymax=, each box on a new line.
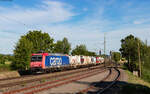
xmin=142 ymin=66 xmax=150 ymax=83
xmin=120 ymin=70 xmax=150 ymax=94
xmin=0 ymin=61 xmax=11 ymax=72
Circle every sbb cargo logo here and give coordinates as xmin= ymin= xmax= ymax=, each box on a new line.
xmin=50 ymin=57 xmax=62 ymax=66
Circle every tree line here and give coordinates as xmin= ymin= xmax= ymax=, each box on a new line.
xmin=111 ymin=52 xmax=121 ymax=63
xmin=0 ymin=54 xmax=13 ymax=64
xmin=9 ymin=30 xmax=96 ymax=70
xmin=120 ymin=34 xmax=150 ymax=82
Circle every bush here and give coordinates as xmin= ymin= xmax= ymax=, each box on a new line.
xmin=0 ymin=64 xmax=11 ymax=72
xmin=142 ymin=68 xmax=150 ymax=83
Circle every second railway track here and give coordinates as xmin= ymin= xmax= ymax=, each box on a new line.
xmin=78 ymin=67 xmax=121 ymax=94
xmin=2 ymin=64 xmax=106 ymax=94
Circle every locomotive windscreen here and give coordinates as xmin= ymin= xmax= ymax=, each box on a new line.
xmin=31 ymin=55 xmax=42 ymax=62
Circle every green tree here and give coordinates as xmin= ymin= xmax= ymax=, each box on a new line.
xmin=12 ymin=30 xmax=54 ymax=70
xmin=54 ymin=40 xmax=63 ymax=53
xmin=0 ymin=54 xmax=13 ymax=64
xmin=62 ymin=37 xmax=71 ymax=54
xmin=87 ymin=51 xmax=96 ymax=56
xmin=11 ymin=36 xmax=33 ymax=70
xmin=26 ymin=31 xmax=54 ymax=53
xmin=120 ymin=35 xmax=150 ymax=81
xmin=120 ymin=35 xmax=140 ymax=71
xmin=71 ymin=44 xmax=88 ymax=55
xmin=54 ymin=37 xmax=71 ymax=54
xmin=112 ymin=52 xmax=121 ymax=62
xmin=0 ymin=54 xmax=5 ymax=64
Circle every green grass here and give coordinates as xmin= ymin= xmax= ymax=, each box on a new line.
xmin=142 ymin=68 xmax=150 ymax=83
xmin=121 ymin=70 xmax=150 ymax=94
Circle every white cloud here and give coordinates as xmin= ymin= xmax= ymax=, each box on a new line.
xmin=0 ymin=0 xmax=76 ymax=25
xmin=40 ymin=22 xmax=150 ymax=55
xmin=1 ymin=0 xmax=111 ymax=54
xmin=133 ymin=20 xmax=143 ymax=24
xmin=107 ymin=26 xmax=150 ymax=53
xmin=1 ymin=0 xmax=150 ymax=55
xmin=83 ymin=8 xmax=88 ymax=12
xmin=133 ymin=18 xmax=150 ymax=25
xmin=0 ymin=31 xmax=19 ymax=54
xmin=0 ymin=0 xmax=76 ymax=54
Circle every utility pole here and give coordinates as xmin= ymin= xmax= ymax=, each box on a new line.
xmin=145 ymin=39 xmax=148 ymax=46
xmin=104 ymin=33 xmax=106 ymax=67
xmin=104 ymin=33 xmax=106 ymax=56
xmin=99 ymin=50 xmax=101 ymax=56
xmin=138 ymin=41 xmax=142 ymax=77
xmin=110 ymin=50 xmax=112 ymax=67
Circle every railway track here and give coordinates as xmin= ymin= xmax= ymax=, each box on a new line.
xmin=0 ymin=64 xmax=104 ymax=89
xmin=1 ymin=66 xmax=121 ymax=94
xmin=0 ymin=64 xmax=105 ymax=81
xmin=1 ymin=67 xmax=121 ymax=94
xmin=78 ymin=67 xmax=121 ymax=94
xmin=1 ymin=65 xmax=105 ymax=94
xmin=0 ymin=65 xmax=100 ymax=81
xmin=97 ymin=68 xmax=120 ymax=94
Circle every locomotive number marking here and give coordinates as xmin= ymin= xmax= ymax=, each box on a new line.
xmin=50 ymin=57 xmax=62 ymax=66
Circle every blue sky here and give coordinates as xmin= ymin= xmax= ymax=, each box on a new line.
xmin=0 ymin=0 xmax=150 ymax=54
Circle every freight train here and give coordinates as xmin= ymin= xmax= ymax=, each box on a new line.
xmin=30 ymin=53 xmax=104 ymax=73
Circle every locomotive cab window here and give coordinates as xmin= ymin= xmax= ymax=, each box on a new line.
xmin=31 ymin=55 xmax=42 ymax=62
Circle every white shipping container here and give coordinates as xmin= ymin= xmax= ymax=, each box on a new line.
xmin=69 ymin=56 xmax=81 ymax=65
xmin=91 ymin=57 xmax=96 ymax=64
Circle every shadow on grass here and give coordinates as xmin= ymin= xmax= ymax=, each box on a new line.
xmin=75 ymin=80 xmax=150 ymax=94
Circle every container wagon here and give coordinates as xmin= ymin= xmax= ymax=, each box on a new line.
xmin=30 ymin=53 xmax=104 ymax=73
